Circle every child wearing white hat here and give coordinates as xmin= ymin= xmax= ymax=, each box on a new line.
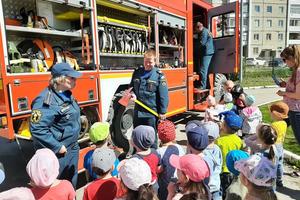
xmin=115 ymin=158 xmax=158 ymax=200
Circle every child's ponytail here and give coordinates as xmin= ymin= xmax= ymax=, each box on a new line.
xmin=137 ymin=184 xmax=158 ymax=200
xmin=267 ymin=145 xmax=276 ymax=163
xmin=257 ymin=124 xmax=278 ymax=163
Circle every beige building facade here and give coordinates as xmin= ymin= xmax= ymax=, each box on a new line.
xmin=287 ymin=0 xmax=300 ymax=46
xmin=248 ymin=0 xmax=287 ymax=58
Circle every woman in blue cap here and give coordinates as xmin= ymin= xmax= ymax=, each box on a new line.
xmin=30 ymin=63 xmax=82 ymax=188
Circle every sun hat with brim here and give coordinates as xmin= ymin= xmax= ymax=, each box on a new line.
xmin=51 ymin=62 xmax=82 ymax=78
xmin=132 ymin=125 xmax=155 ymax=150
xmin=92 ymin=147 xmax=116 ymax=173
xmin=269 ymin=101 xmax=289 ymax=119
xmin=235 ymin=154 xmax=276 ymax=187
xmin=169 ymin=154 xmax=210 ymax=182
xmin=26 ymin=148 xmax=59 ymax=187
xmin=89 ymin=122 xmax=110 ymax=143
xmin=226 ymin=150 xmax=250 ymax=176
xmin=119 ymin=158 xmax=152 ymax=191
xmin=186 ymin=126 xmax=209 ymax=151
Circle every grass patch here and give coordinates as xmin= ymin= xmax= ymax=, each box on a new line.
xmin=259 ymin=103 xmax=300 ymax=156
xmin=239 ymin=66 xmax=292 ymax=87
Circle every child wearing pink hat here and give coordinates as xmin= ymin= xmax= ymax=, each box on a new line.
xmin=167 ymin=154 xmax=211 ymax=200
xmin=235 ymin=154 xmax=277 ymax=200
xmin=27 ymin=148 xmax=76 ymax=200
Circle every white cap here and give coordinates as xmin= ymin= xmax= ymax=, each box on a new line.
xmin=224 ymin=92 xmax=233 ymax=103
xmin=119 ymin=158 xmax=152 ymax=191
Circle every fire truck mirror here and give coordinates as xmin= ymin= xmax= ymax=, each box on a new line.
xmin=17 ymin=97 xmax=29 ymax=111
xmin=88 ymin=90 xmax=94 ymax=100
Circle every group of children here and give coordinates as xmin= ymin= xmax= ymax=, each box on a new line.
xmin=0 ymin=80 xmax=289 ymax=200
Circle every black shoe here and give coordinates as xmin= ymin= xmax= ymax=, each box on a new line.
xmin=276 ymin=181 xmax=283 ymax=187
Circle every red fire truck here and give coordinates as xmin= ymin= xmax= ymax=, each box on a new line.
xmin=0 ymin=0 xmax=239 ymax=170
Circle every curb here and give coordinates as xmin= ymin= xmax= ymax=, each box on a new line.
xmin=243 ymin=85 xmax=279 ymax=90
xmin=284 ymin=150 xmax=300 ymax=163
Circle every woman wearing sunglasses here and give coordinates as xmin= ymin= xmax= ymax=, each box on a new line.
xmin=277 ymin=45 xmax=300 ymax=144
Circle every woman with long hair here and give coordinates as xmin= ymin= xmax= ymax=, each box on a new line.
xmin=277 ymin=45 xmax=300 ymax=144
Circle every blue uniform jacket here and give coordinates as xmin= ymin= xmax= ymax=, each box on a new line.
xmin=130 ymin=66 xmax=169 ymax=118
xmin=194 ymin=28 xmax=215 ymax=56
xmin=30 ymin=87 xmax=81 ymax=153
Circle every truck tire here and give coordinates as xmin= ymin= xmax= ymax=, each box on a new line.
xmin=80 ymin=107 xmax=99 ymax=139
xmin=214 ymin=73 xmax=227 ymax=102
xmin=108 ymin=92 xmax=134 ymax=152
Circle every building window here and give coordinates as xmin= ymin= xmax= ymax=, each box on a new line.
xmin=255 ymin=5 xmax=260 ymax=12
xmin=266 ymin=33 xmax=272 ymax=40
xmin=291 ymin=4 xmax=300 ymax=14
xmin=279 ymin=6 xmax=284 ymax=13
xmin=255 ymin=19 xmax=260 ymax=27
xmin=267 ymin=20 xmax=272 ymax=27
xmin=290 ymin=20 xmax=299 ymax=26
xmin=278 ymin=33 xmax=283 ymax=40
xmin=254 ymin=34 xmax=259 ymax=40
xmin=253 ymin=47 xmax=259 ymax=54
xmin=267 ymin=6 xmax=272 ymax=13
xmin=243 ymin=19 xmax=248 ymax=26
xmin=278 ymin=20 xmax=284 ymax=27
xmin=289 ymin=33 xmax=300 ymax=40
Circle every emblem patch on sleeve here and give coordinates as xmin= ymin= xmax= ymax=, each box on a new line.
xmin=31 ymin=110 xmax=42 ymax=123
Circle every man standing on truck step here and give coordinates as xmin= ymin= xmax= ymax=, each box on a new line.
xmin=29 ymin=63 xmax=82 ymax=188
xmin=194 ymin=22 xmax=215 ymax=90
xmin=130 ymin=49 xmax=169 ymax=149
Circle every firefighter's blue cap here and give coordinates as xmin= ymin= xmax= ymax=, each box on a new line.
xmin=51 ymin=63 xmax=82 ymax=78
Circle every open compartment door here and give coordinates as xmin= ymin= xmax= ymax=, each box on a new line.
xmin=208 ymin=1 xmax=239 ymax=74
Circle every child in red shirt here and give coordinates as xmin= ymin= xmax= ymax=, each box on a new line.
xmin=130 ymin=125 xmax=161 ymax=185
xmin=26 ymin=148 xmax=75 ymax=200
xmin=83 ymin=147 xmax=124 ymax=200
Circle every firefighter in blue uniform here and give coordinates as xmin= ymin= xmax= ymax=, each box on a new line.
xmin=130 ymin=49 xmax=169 ymax=148
xmin=30 ymin=63 xmax=82 ymax=188
xmin=194 ymin=21 xmax=215 ymax=89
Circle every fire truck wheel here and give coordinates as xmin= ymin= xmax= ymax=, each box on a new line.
xmin=80 ymin=107 xmax=99 ymax=139
xmin=214 ymin=73 xmax=227 ymax=101
xmin=112 ymin=100 xmax=135 ymax=152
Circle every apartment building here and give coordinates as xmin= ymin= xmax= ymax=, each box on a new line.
xmin=248 ymin=0 xmax=287 ymax=58
xmin=287 ymin=0 xmax=300 ymax=45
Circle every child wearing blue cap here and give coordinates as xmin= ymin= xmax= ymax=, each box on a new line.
xmin=185 ymin=122 xmax=214 ymax=189
xmin=186 ymin=120 xmax=223 ymax=200
xmin=225 ymin=150 xmax=249 ymax=200
xmin=215 ymin=111 xmax=244 ymax=199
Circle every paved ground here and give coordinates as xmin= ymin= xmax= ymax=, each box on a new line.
xmin=244 ymin=87 xmax=281 ymax=106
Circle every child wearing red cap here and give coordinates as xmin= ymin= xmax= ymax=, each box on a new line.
xmin=157 ymin=120 xmax=185 ymax=200
xmin=167 ymin=154 xmax=211 ymax=200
